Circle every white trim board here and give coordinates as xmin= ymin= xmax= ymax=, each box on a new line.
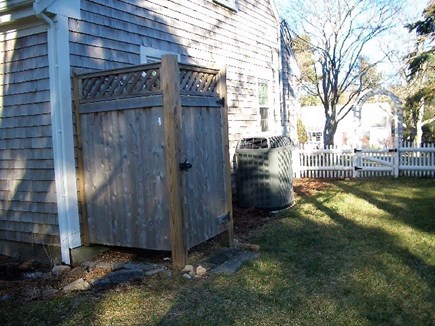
xmin=140 ymin=46 xmax=180 ymax=63
xmin=47 ymin=14 xmax=81 ymax=263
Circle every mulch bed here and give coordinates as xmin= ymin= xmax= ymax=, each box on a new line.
xmin=293 ymin=178 xmax=333 ymax=197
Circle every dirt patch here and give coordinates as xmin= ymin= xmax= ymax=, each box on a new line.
xmin=233 ymin=205 xmax=275 ymax=239
xmin=0 ymin=203 xmax=277 ymax=302
xmin=293 ymin=178 xmax=333 ymax=198
xmin=1 ymin=179 xmax=331 ymax=302
xmin=0 ymin=257 xmax=54 ymax=301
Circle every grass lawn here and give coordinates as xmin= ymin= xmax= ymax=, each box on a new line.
xmin=0 ymin=178 xmax=434 ymax=325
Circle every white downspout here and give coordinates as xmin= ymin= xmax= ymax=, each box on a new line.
xmin=35 ymin=5 xmax=81 ymax=264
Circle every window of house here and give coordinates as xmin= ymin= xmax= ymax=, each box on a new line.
xmin=258 ymin=79 xmax=269 ymax=132
xmin=308 ymin=131 xmax=322 ymax=143
xmin=140 ymin=46 xmax=180 ymax=64
xmin=213 ymin=0 xmax=237 ymax=11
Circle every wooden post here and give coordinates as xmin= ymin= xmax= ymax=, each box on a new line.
xmin=161 ymin=55 xmax=188 ymax=269
xmin=217 ymin=67 xmax=234 ymax=247
xmin=72 ymin=73 xmax=90 ymax=246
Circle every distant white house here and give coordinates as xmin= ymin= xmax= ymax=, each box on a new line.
xmin=300 ymin=103 xmax=393 ymax=149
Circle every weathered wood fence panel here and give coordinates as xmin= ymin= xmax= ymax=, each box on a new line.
xmin=74 ymin=55 xmax=233 ymax=269
xmin=181 ymin=106 xmax=228 ymax=248
xmin=80 ymin=107 xmax=170 ymax=250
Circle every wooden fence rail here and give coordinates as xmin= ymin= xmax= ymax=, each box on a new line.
xmin=293 ymin=142 xmax=435 ymax=178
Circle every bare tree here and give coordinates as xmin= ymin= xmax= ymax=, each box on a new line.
xmin=279 ymin=0 xmax=403 ymax=146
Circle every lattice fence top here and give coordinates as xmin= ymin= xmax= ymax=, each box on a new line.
xmin=78 ymin=63 xmax=220 ymax=102
xmin=179 ymin=64 xmax=219 ymax=95
xmin=79 ymin=64 xmax=161 ymax=102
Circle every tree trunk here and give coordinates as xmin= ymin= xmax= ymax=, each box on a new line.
xmin=323 ymin=115 xmax=338 ymax=148
xmin=415 ymin=100 xmax=425 ymax=146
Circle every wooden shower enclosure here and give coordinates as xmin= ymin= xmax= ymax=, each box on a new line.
xmin=73 ymin=55 xmax=233 ymax=268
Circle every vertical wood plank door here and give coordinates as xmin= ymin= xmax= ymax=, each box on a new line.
xmin=80 ymin=106 xmax=171 ymax=251
xmin=180 ymin=104 xmax=229 ymax=249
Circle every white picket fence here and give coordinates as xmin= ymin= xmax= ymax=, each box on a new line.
xmin=293 ymin=142 xmax=435 ymax=178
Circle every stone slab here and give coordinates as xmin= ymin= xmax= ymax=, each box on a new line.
xmin=211 ymin=251 xmax=259 ymax=275
xmin=70 ymin=245 xmax=109 ymax=265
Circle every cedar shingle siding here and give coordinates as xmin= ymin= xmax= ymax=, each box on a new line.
xmin=0 ymin=0 xmax=295 ymax=261
xmin=70 ymin=0 xmax=281 ymax=150
xmin=0 ymin=31 xmax=60 ymax=249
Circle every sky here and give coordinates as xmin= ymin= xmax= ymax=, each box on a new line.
xmin=275 ymin=0 xmax=429 ymax=85
xmin=371 ymin=0 xmax=428 ymax=82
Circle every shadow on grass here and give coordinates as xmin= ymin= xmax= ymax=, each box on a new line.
xmin=1 ymin=179 xmax=433 ymax=325
xmin=155 ymin=179 xmax=435 ymax=325
xmin=334 ymin=178 xmax=435 ymax=233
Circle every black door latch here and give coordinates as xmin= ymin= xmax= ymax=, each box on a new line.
xmin=216 ymin=97 xmax=225 ymax=106
xmin=179 ymin=159 xmax=192 ymax=171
